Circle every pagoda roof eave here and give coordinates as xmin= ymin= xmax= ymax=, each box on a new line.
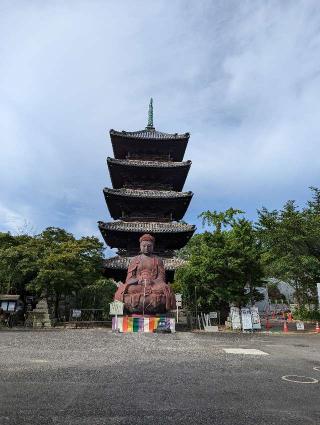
xmin=103 ymin=188 xmax=193 ymax=199
xmin=103 ymin=188 xmax=193 ymax=221
xmin=104 ymin=256 xmax=187 ymax=271
xmin=110 ymin=128 xmax=190 ymax=141
xmin=98 ymin=220 xmax=196 ymax=250
xmin=107 ymin=157 xmax=192 ymax=168
xmin=107 ymin=158 xmax=191 ymax=191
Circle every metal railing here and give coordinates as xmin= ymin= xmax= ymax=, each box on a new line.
xmin=68 ymin=309 xmax=111 ymax=328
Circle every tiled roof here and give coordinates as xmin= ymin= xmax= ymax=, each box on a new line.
xmin=107 ymin=157 xmax=191 ymax=168
xmin=98 ymin=221 xmax=195 ymax=233
xmin=103 ymin=188 xmax=193 ymax=199
xmin=110 ymin=129 xmax=190 ymax=140
xmin=104 ymin=255 xmax=187 ymax=271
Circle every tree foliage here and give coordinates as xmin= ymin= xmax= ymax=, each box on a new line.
xmin=257 ymin=188 xmax=320 ymax=306
xmin=175 ymin=210 xmax=264 ymax=316
xmin=0 ymin=227 xmax=111 ymax=317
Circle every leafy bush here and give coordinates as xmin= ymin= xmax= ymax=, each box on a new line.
xmin=293 ymin=307 xmax=320 ymax=321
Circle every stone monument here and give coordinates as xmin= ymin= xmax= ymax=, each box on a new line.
xmin=31 ymin=296 xmax=52 ymax=328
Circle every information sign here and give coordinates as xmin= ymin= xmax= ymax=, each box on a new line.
xmin=241 ymin=308 xmax=253 ymax=330
xmin=7 ymin=302 xmax=15 ymax=312
xmin=230 ymin=307 xmax=241 ymax=330
xmin=209 ymin=312 xmax=218 ymax=319
xmin=72 ymin=309 xmax=81 ymax=318
xmin=175 ymin=294 xmax=182 ymax=302
xmin=110 ymin=301 xmax=124 ymax=316
xmin=250 ymin=306 xmax=261 ymax=330
xmin=296 ymin=321 xmax=305 ymax=331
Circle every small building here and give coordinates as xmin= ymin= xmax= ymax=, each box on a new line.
xmin=0 ymin=294 xmax=23 ymax=313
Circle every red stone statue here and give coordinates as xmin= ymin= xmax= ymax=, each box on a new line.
xmin=114 ymin=234 xmax=176 ymax=314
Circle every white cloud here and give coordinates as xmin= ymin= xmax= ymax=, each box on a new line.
xmin=1 ymin=0 xmax=320 ymax=238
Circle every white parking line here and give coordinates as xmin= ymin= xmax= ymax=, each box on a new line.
xmin=282 ymin=375 xmax=318 ymax=384
xmin=223 ymin=348 xmax=269 ymax=355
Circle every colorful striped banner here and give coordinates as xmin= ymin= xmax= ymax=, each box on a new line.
xmin=112 ymin=316 xmax=175 ymax=333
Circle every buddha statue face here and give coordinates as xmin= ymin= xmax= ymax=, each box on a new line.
xmin=140 ymin=240 xmax=154 ymax=255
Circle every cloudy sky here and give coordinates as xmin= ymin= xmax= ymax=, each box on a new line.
xmin=1 ymin=0 xmax=320 ymax=242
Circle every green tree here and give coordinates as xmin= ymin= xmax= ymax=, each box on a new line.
xmin=175 ymin=210 xmax=264 ymax=318
xmin=27 ymin=228 xmax=104 ymax=317
xmin=257 ymin=190 xmax=320 ymax=306
xmin=78 ymin=278 xmax=117 ymax=311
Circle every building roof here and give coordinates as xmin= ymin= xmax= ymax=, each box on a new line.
xmin=110 ymin=129 xmax=189 ymax=161
xmin=107 ymin=158 xmax=191 ymax=191
xmin=98 ymin=220 xmax=195 ymax=233
xmin=103 ymin=188 xmax=192 ymax=199
xmin=103 ymin=188 xmax=193 ymax=221
xmin=0 ymin=294 xmax=20 ymax=301
xmin=107 ymin=157 xmax=191 ymax=168
xmin=98 ymin=220 xmax=195 ymax=251
xmin=110 ymin=129 xmax=189 ymax=140
xmin=104 ymin=255 xmax=187 ymax=271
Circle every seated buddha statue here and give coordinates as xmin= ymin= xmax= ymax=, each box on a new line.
xmin=114 ymin=234 xmax=176 ymax=314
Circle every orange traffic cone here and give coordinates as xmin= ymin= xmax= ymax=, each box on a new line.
xmin=315 ymin=322 xmax=320 ymax=334
xmin=283 ymin=320 xmax=288 ymax=333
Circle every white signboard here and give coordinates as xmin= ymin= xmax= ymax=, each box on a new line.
xmin=209 ymin=312 xmax=218 ymax=319
xmin=175 ymin=294 xmax=182 ymax=302
xmin=250 ymin=306 xmax=261 ymax=330
xmin=72 ymin=309 xmax=81 ymax=318
xmin=241 ymin=308 xmax=253 ymax=330
xmin=7 ymin=302 xmax=15 ymax=312
xmin=230 ymin=307 xmax=241 ymax=330
xmin=110 ymin=301 xmax=124 ymax=316
xmin=296 ymin=321 xmax=305 ymax=331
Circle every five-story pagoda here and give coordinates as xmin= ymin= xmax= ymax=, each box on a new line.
xmin=98 ymin=99 xmax=195 ymax=282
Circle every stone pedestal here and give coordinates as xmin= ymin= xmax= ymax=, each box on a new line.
xmin=31 ymin=298 xmax=52 ymax=328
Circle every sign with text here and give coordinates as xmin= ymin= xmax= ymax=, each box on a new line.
xmin=296 ymin=321 xmax=305 ymax=331
xmin=230 ymin=307 xmax=241 ymax=330
xmin=209 ymin=312 xmax=218 ymax=319
xmin=250 ymin=306 xmax=261 ymax=330
xmin=72 ymin=309 xmax=81 ymax=318
xmin=175 ymin=294 xmax=182 ymax=308
xmin=241 ymin=308 xmax=253 ymax=330
xmin=110 ymin=301 xmax=124 ymax=316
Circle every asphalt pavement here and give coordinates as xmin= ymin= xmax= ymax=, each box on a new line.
xmin=0 ymin=329 xmax=319 ymax=425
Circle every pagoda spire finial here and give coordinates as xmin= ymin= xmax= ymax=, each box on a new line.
xmin=146 ymin=98 xmax=154 ymax=130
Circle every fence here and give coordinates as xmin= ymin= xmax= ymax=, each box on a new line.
xmin=68 ymin=309 xmax=111 ymax=328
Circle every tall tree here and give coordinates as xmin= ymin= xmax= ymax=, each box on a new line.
xmin=257 ymin=190 xmax=320 ymax=306
xmin=175 ymin=210 xmax=264 ymax=317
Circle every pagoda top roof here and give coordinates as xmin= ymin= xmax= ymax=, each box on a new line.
xmin=110 ymin=128 xmax=189 ymax=141
xmin=103 ymin=188 xmax=192 ymax=199
xmin=107 ymin=157 xmax=191 ymax=168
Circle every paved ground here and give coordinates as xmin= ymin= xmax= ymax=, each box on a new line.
xmin=0 ymin=330 xmax=319 ymax=425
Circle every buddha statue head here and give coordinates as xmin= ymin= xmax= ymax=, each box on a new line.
xmin=139 ymin=233 xmax=155 ymax=256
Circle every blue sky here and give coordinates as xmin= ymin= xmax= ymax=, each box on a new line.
xmin=1 ymin=0 xmax=320 ymax=244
